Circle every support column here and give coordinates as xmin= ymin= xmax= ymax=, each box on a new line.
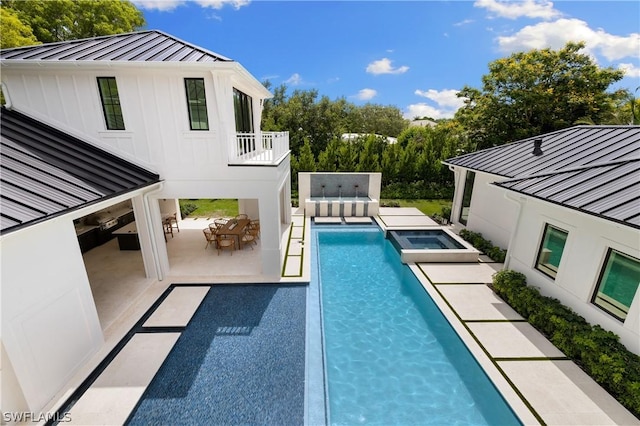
xmin=259 ymin=191 xmax=282 ymax=278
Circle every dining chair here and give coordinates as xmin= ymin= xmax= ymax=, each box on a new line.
xmin=203 ymin=228 xmax=216 ymax=249
xmin=169 ymin=212 xmax=180 ymax=233
xmin=216 ymin=233 xmax=235 ymax=255
xmin=240 ymin=230 xmax=257 ymax=249
xmin=163 ymin=217 xmax=173 ymax=238
xmin=249 ymin=219 xmax=260 ymax=238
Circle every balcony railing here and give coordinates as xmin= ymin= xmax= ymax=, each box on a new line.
xmin=229 ymin=131 xmax=290 ymax=165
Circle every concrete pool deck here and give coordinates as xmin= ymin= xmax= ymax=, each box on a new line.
xmin=41 ymin=208 xmax=638 ymax=425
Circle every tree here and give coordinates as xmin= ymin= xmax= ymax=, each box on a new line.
xmin=297 ymin=138 xmax=316 ymax=172
xmin=0 ymin=7 xmax=40 ymax=48
xmin=1 ymin=0 xmax=145 ymax=44
xmin=261 ymin=87 xmax=408 ymax=157
xmin=317 ymin=137 xmax=341 ymax=172
xmin=356 ymin=135 xmax=380 ymax=172
xmin=380 ymin=143 xmax=400 ymax=185
xmin=455 ymin=42 xmax=625 ymax=149
xmin=348 ymin=103 xmax=408 ymax=137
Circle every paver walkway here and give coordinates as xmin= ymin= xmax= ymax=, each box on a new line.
xmin=412 ymin=262 xmax=638 ymax=425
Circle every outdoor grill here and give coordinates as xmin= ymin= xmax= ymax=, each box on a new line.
xmin=89 ymin=213 xmax=119 ymax=230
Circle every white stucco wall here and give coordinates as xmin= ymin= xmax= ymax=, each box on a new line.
xmin=451 ymin=168 xmax=516 ymax=249
xmin=0 ymin=219 xmax=103 ymax=412
xmin=505 ymin=196 xmax=640 ymax=354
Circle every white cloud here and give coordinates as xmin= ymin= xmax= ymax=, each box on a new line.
xmin=619 ymin=63 xmax=640 ymax=78
xmin=285 ymin=73 xmax=303 ymax=85
xmin=474 ymin=0 xmax=561 ymax=20
xmin=414 ymin=89 xmax=465 ymax=110
xmin=353 ymin=88 xmax=377 ymax=101
xmin=133 ymin=0 xmax=249 ymax=11
xmin=497 ymin=18 xmax=640 ymax=61
xmin=366 ymin=58 xmax=409 ymax=75
xmin=196 ymin=0 xmax=250 ymax=10
xmin=404 ymin=103 xmax=450 ymax=120
xmin=132 ymin=0 xmax=183 ymax=11
xmin=454 ymin=19 xmax=475 ymax=27
xmin=404 ymin=89 xmax=465 ymax=119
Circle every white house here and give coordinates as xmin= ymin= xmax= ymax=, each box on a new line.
xmin=444 ymin=126 xmax=640 ymax=354
xmin=0 ymin=30 xmax=291 ymax=414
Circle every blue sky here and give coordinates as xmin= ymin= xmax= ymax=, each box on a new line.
xmin=135 ymin=1 xmax=640 ymax=120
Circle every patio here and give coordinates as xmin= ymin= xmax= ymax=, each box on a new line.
xmin=84 ymin=217 xmax=282 ymax=333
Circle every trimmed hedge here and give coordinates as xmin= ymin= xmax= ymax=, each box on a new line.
xmin=492 ymin=270 xmax=640 ymax=418
xmin=380 ymin=181 xmax=454 ymax=200
xmin=458 ymin=229 xmax=507 ymax=263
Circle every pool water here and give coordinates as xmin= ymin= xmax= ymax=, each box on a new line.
xmin=316 ymin=227 xmax=520 ymax=425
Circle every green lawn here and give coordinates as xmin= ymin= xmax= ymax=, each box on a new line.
xmin=179 ymin=199 xmax=239 ymax=218
xmin=180 ymin=198 xmax=451 ymax=218
xmin=381 ymin=199 xmax=452 ymax=216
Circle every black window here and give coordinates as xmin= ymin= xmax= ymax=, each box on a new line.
xmin=458 ymin=170 xmax=475 ymax=225
xmin=592 ymin=249 xmax=640 ymax=321
xmin=184 ymin=78 xmax=209 ymax=130
xmin=535 ymin=224 xmax=568 ymax=279
xmin=233 ymin=88 xmax=254 ymax=133
xmin=97 ymin=77 xmax=125 ymax=130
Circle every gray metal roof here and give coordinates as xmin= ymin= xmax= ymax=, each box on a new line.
xmin=495 ymin=159 xmax=640 ymax=229
xmin=444 ymin=126 xmax=640 ymax=178
xmin=0 ymin=107 xmax=160 ymax=234
xmin=445 ymin=125 xmax=640 ymax=229
xmin=0 ymin=30 xmax=232 ymax=63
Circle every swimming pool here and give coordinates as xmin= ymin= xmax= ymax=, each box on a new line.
xmin=312 ymin=225 xmax=520 ymax=425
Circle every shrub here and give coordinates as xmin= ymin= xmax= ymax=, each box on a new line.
xmin=440 ymin=205 xmax=452 ymax=222
xmin=491 ymin=270 xmax=640 ymax=418
xmin=179 ymin=202 xmax=197 ymax=218
xmin=458 ymin=229 xmax=507 ymax=263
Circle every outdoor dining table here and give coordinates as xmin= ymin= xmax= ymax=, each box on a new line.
xmin=216 ymin=218 xmax=250 ymax=249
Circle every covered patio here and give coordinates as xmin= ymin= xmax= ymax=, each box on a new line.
xmin=84 ymin=216 xmax=278 ymax=333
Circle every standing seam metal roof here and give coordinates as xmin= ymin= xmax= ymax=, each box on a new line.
xmin=444 ymin=126 xmax=640 ymax=178
xmin=495 ymin=159 xmax=640 ymax=229
xmin=444 ymin=126 xmax=640 ymax=229
xmin=0 ymin=30 xmax=232 ymax=63
xmin=0 ymin=108 xmax=160 ymax=234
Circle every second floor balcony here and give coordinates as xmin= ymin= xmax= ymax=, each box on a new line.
xmin=229 ymin=131 xmax=290 ymax=166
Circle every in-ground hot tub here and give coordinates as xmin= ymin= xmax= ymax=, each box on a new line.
xmin=387 ymin=228 xmax=480 ymax=263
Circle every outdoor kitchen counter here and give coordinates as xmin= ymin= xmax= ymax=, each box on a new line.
xmin=75 ymin=224 xmax=98 ymax=236
xmin=111 ymin=221 xmax=140 ymax=250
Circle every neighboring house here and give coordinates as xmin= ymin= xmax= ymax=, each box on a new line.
xmin=0 ymin=30 xmax=290 ymax=413
xmin=444 ymin=126 xmax=640 ymax=354
xmin=409 ymin=118 xmax=437 ymax=128
xmin=341 ymin=133 xmax=398 ymax=144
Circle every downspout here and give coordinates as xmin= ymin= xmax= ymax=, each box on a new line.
xmin=502 ymin=190 xmax=526 ymax=270
xmin=142 ymin=182 xmax=165 ymax=281
xmin=448 ymin=165 xmax=460 ymax=224
xmin=1 ymin=81 xmax=13 ymax=109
